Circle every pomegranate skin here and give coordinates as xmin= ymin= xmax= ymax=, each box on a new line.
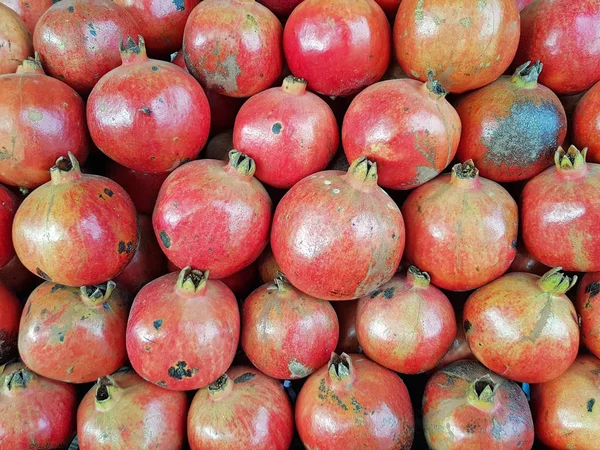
xmin=431 ymin=310 xmax=474 ymax=372
xmin=521 ymin=146 xmax=600 ymax=272
xmin=271 ymin=157 xmax=405 ymax=301
xmin=12 ymin=154 xmax=138 ymax=287
xmin=283 ymin=0 xmax=390 ymax=97
xmin=576 ymin=272 xmax=600 ymax=359
xmin=464 ymin=269 xmax=579 ymax=384
xmin=126 ymin=268 xmax=240 ymax=391
xmin=0 ymin=185 xmax=17 ymax=269
xmin=333 ymin=300 xmax=360 ymax=354
xmin=183 ymin=0 xmax=283 ymax=98
xmin=33 ymin=0 xmax=140 ymax=95
xmin=0 ymin=58 xmax=90 ymax=189
xmin=0 ymin=361 xmax=77 ymax=449
xmin=233 ymin=76 xmax=339 ymax=189
xmin=423 ymin=360 xmax=534 ymax=450
xmin=515 ymin=0 xmax=600 ymax=95
xmin=0 ymin=282 xmax=20 ymax=364
xmin=257 ymin=245 xmax=281 ymax=283
xmin=455 ymin=61 xmax=567 ymax=183
xmin=258 ymin=0 xmax=302 ymax=16
xmin=573 ymin=81 xmax=600 ymax=163
xmin=78 ymin=368 xmax=189 ymax=450
xmin=153 ymin=152 xmax=272 ymax=279
xmin=342 ymin=78 xmax=461 ymax=190
xmin=0 ymin=0 xmax=53 ymax=33
xmin=0 ymin=3 xmax=32 ymax=75
xmin=402 ymin=160 xmax=518 ymax=291
xmin=0 ymin=255 xmax=41 ymax=297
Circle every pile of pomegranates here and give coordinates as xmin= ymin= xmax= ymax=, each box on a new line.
xmin=2 ymin=0 xmax=600 ymax=448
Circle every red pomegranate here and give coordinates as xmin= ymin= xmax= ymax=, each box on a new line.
xmin=464 ymin=268 xmax=579 ymax=384
xmin=296 ymin=353 xmax=414 ymax=449
xmin=127 ymin=267 xmax=240 ymax=390
xmin=0 ymin=56 xmax=89 ymax=189
xmin=0 ymin=361 xmax=77 ymax=449
xmin=0 ymin=0 xmax=53 ymax=33
xmin=0 ymin=185 xmax=17 ymax=269
xmin=0 ymin=255 xmax=41 ymax=297
xmin=402 ymin=160 xmax=518 ymax=291
xmin=356 ymin=266 xmax=456 ymax=374
xmin=284 ymin=0 xmax=390 ymax=97
xmin=342 ymin=77 xmax=461 ymax=190
xmin=531 ymin=355 xmax=600 ymax=449
xmin=271 ymin=157 xmax=405 ymax=300
xmin=576 ymin=272 xmax=600 ymax=359
xmin=77 ymin=368 xmax=189 ymax=449
xmin=333 ymin=300 xmax=360 ymax=354
xmin=521 ymin=145 xmax=600 ymax=272
xmin=12 ymin=153 xmax=138 ymax=286
xmin=394 ymin=0 xmax=520 ymax=93
xmin=508 ymin=242 xmax=549 ymax=276
xmin=573 ymin=81 xmax=600 ymax=163
xmin=233 ymin=76 xmax=339 ymax=189
xmin=431 ymin=310 xmax=474 ymax=371
xmin=188 ymin=366 xmax=294 ymax=450
xmin=183 ymin=0 xmax=283 ymax=98
xmin=153 ymin=151 xmax=272 ymax=279
xmin=0 ymin=282 xmax=20 ymax=364
xmin=455 ymin=61 xmax=567 ymax=182
xmin=257 ymin=0 xmax=302 ymax=16
xmin=257 ymin=245 xmax=281 ymax=284
xmin=423 ymin=360 xmax=534 ymax=449
xmin=0 ymin=3 xmax=32 ymax=75
xmin=33 ymin=0 xmax=140 ymax=95
xmin=515 ymin=0 xmax=600 ymax=95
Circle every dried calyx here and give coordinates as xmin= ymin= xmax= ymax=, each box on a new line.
xmin=17 ymin=53 xmax=44 ymax=74
xmin=208 ymin=374 xmax=230 ymax=394
xmin=512 ymin=60 xmax=542 ymax=87
xmin=227 ymin=150 xmax=256 ymax=178
xmin=555 ymin=145 xmax=588 ymax=171
xmin=452 ymin=160 xmax=479 ymax=180
xmin=271 ymin=271 xmax=290 ymax=292
xmin=470 ymin=375 xmax=497 ymax=403
xmin=328 ymin=353 xmax=352 ymax=381
xmin=5 ymin=367 xmax=33 ymax=390
xmin=119 ymin=35 xmax=148 ymax=64
xmin=538 ymin=267 xmax=577 ymax=295
xmin=50 ymin=152 xmax=82 ymax=184
xmin=407 ymin=265 xmax=431 ymax=287
xmin=347 ymin=156 xmax=378 ymax=185
xmin=426 ymin=71 xmax=448 ymax=98
xmin=80 ymin=281 xmax=116 ymax=305
xmin=177 ymin=266 xmax=209 ymax=293
xmin=282 ymin=75 xmax=307 ymax=95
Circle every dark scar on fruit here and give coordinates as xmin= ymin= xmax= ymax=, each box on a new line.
xmin=50 ymin=284 xmax=66 ymax=293
xmin=586 ymin=281 xmax=600 ymax=299
xmin=464 ymin=320 xmax=472 ymax=333
xmin=156 ymin=381 xmax=167 ymax=387
xmin=153 ymin=319 xmax=163 ymax=331
xmin=139 ymin=107 xmax=152 ymax=115
xmin=36 ymin=268 xmax=51 ymax=281
xmin=272 ymin=122 xmax=282 ymax=134
xmin=103 ymin=188 xmax=114 ymax=197
xmin=118 ymin=241 xmax=134 ymax=254
xmin=168 ymin=361 xmax=193 ymax=379
xmin=159 ymin=231 xmax=171 ymax=248
xmin=234 ymin=373 xmax=256 ymax=384
xmin=370 ymin=288 xmax=383 ymax=298
xmin=383 ymin=287 xmax=395 ymax=299
xmin=588 ymin=398 xmax=595 ymax=412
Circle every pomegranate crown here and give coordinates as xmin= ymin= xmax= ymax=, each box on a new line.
xmin=554 ymin=145 xmax=588 ymax=171
xmin=512 ymin=60 xmax=542 ymax=87
xmin=177 ymin=266 xmax=209 ymax=293
xmin=80 ymin=281 xmax=116 ymax=305
xmin=538 ymin=267 xmax=577 ymax=295
xmin=426 ymin=71 xmax=448 ymax=98
xmin=228 ymin=150 xmax=257 ymax=178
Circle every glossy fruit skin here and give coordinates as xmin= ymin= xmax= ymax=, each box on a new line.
xmin=402 ymin=161 xmax=518 ymax=291
xmin=576 ymin=272 xmax=600 ymax=359
xmin=0 ymin=282 xmax=20 ymax=364
xmin=0 ymin=59 xmax=90 ymax=189
xmin=342 ymin=78 xmax=461 ymax=190
xmin=183 ymin=0 xmax=283 ymax=98
xmin=515 ymin=0 xmax=600 ymax=95
xmin=455 ymin=62 xmax=567 ymax=182
xmin=284 ymin=0 xmax=391 ymax=97
xmin=0 ymin=361 xmax=77 ymax=449
xmin=77 ymin=368 xmax=189 ymax=450
xmin=0 ymin=0 xmax=53 ymax=33
xmin=356 ymin=268 xmax=456 ymax=374
xmin=233 ymin=76 xmax=339 ymax=189
xmin=296 ymin=353 xmax=414 ymax=449
xmin=423 ymin=360 xmax=534 ymax=450
xmin=126 ymin=269 xmax=240 ymax=390
xmin=573 ymin=81 xmax=600 ymax=163
xmin=0 ymin=3 xmax=32 ymax=75
xmin=258 ymin=0 xmax=302 ymax=16
xmin=34 ymin=0 xmax=140 ymax=95
xmin=394 ymin=0 xmax=520 ymax=94
xmin=0 ymin=185 xmax=17 ymax=269
xmin=464 ymin=270 xmax=579 ymax=384
xmin=333 ymin=300 xmax=360 ymax=354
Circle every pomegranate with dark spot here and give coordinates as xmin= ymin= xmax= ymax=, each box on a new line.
xmin=0 ymin=0 xmax=54 ymax=33
xmin=576 ymin=272 xmax=600 ymax=359
xmin=0 ymin=282 xmax=20 ymax=364
xmin=0 ymin=184 xmax=17 ymax=269
xmin=0 ymin=3 xmax=32 ymax=75
xmin=573 ymin=80 xmax=600 ymax=163
xmin=333 ymin=300 xmax=360 ymax=354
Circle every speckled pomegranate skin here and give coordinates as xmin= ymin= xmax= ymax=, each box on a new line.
xmin=0 ymin=0 xmax=53 ymax=33
xmin=573 ymin=81 xmax=600 ymax=163
xmin=0 ymin=3 xmax=32 ymax=75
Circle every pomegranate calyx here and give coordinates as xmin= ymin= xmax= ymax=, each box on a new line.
xmin=538 ymin=267 xmax=577 ymax=295
xmin=467 ymin=375 xmax=498 ymax=408
xmin=94 ymin=376 xmax=122 ymax=409
xmin=327 ymin=353 xmax=353 ymax=381
xmin=50 ymin=152 xmax=83 ymax=184
xmin=5 ymin=368 xmax=33 ymax=391
xmin=425 ymin=71 xmax=448 ymax=99
xmin=271 ymin=272 xmax=291 ymax=292
xmin=407 ymin=265 xmax=431 ymax=287
xmin=555 ymin=145 xmax=588 ymax=171
xmin=511 ymin=61 xmax=542 ymax=88
xmin=227 ymin=150 xmax=256 ymax=178
xmin=80 ymin=281 xmax=116 ymax=306
xmin=347 ymin=156 xmax=378 ymax=186
xmin=119 ymin=35 xmax=149 ymax=65
xmin=176 ymin=266 xmax=208 ymax=293
xmin=16 ymin=53 xmax=45 ymax=75
xmin=282 ymin=75 xmax=308 ymax=95
xmin=208 ymin=374 xmax=231 ymax=396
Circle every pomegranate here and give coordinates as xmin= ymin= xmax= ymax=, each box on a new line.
xmin=283 ymin=0 xmax=390 ymax=97
xmin=402 ymin=160 xmax=518 ymax=291
xmin=464 ymin=268 xmax=579 ymax=384
xmin=521 ymin=145 xmax=600 ymax=272
xmin=394 ymin=0 xmax=520 ymax=93
xmin=0 ymin=282 xmax=20 ymax=364
xmin=78 ymin=368 xmax=189 ymax=449
xmin=257 ymin=245 xmax=281 ymax=283
xmin=204 ymin=131 xmax=234 ymax=161
xmin=573 ymin=81 xmax=600 ymax=163
xmin=342 ymin=77 xmax=461 ymax=190
xmin=0 ymin=361 xmax=77 ymax=449
xmin=455 ymin=61 xmax=567 ymax=182
xmin=258 ymin=0 xmax=302 ymax=16
xmin=33 ymin=0 xmax=140 ymax=95
xmin=508 ymin=242 xmax=549 ymax=276
xmin=0 ymin=255 xmax=41 ymax=297
xmin=0 ymin=56 xmax=89 ymax=189
xmin=296 ymin=353 xmax=414 ymax=449
xmin=333 ymin=300 xmax=360 ymax=354
xmin=233 ymin=75 xmax=339 ymax=189
xmin=183 ymin=0 xmax=283 ymax=98
xmin=515 ymin=0 xmax=600 ymax=95
xmin=126 ymin=267 xmax=240 ymax=390
xmin=153 ymin=151 xmax=272 ymax=279
xmin=0 ymin=3 xmax=32 ymax=75
xmin=0 ymin=0 xmax=53 ymax=33
xmin=576 ymin=272 xmax=600 ymax=359
xmin=188 ymin=366 xmax=294 ymax=450
xmin=0 ymin=184 xmax=17 ymax=269
xmin=431 ymin=309 xmax=474 ymax=371
xmin=423 ymin=360 xmax=534 ymax=449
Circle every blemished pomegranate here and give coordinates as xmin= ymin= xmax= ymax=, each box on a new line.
xmin=126 ymin=267 xmax=240 ymax=390
xmin=508 ymin=241 xmax=550 ymax=276
xmin=521 ymin=145 xmax=600 ymax=272
xmin=576 ymin=272 xmax=600 ymax=359
xmin=0 ymin=184 xmax=17 ymax=269
xmin=271 ymin=157 xmax=405 ymax=301
xmin=0 ymin=282 xmax=21 ymax=364
xmin=257 ymin=245 xmax=281 ymax=284
xmin=463 ymin=268 xmax=579 ymax=384
xmin=188 ymin=366 xmax=294 ymax=450
xmin=183 ymin=0 xmax=283 ymax=98
xmin=12 ymin=153 xmax=138 ymax=287
xmin=423 ymin=360 xmax=534 ymax=450
xmin=0 ymin=361 xmax=77 ymax=449
xmin=515 ymin=0 xmax=600 ymax=95
xmin=283 ymin=0 xmax=390 ymax=97
xmin=33 ymin=0 xmax=140 ymax=95
xmin=333 ymin=300 xmax=360 ymax=354
xmin=356 ymin=266 xmax=456 ymax=374
xmin=0 ymin=56 xmax=89 ymax=189
xmin=455 ymin=61 xmax=567 ymax=182
xmin=402 ymin=160 xmax=518 ymax=291
xmin=153 ymin=151 xmax=272 ymax=279
xmin=77 ymin=368 xmax=189 ymax=450
xmin=233 ymin=75 xmax=339 ymax=189
xmin=258 ymin=0 xmax=302 ymax=16
xmin=0 ymin=0 xmax=53 ymax=33
xmin=0 ymin=3 xmax=32 ymax=75
xmin=394 ymin=0 xmax=519 ymax=94
xmin=342 ymin=77 xmax=461 ymax=190
xmin=0 ymin=255 xmax=41 ymax=297
xmin=296 ymin=353 xmax=414 ymax=449
xmin=573 ymin=81 xmax=600 ymax=163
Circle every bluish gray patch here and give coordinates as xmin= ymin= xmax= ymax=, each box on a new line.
xmin=173 ymin=0 xmax=185 ymax=11
xmin=88 ymin=23 xmax=97 ymax=37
